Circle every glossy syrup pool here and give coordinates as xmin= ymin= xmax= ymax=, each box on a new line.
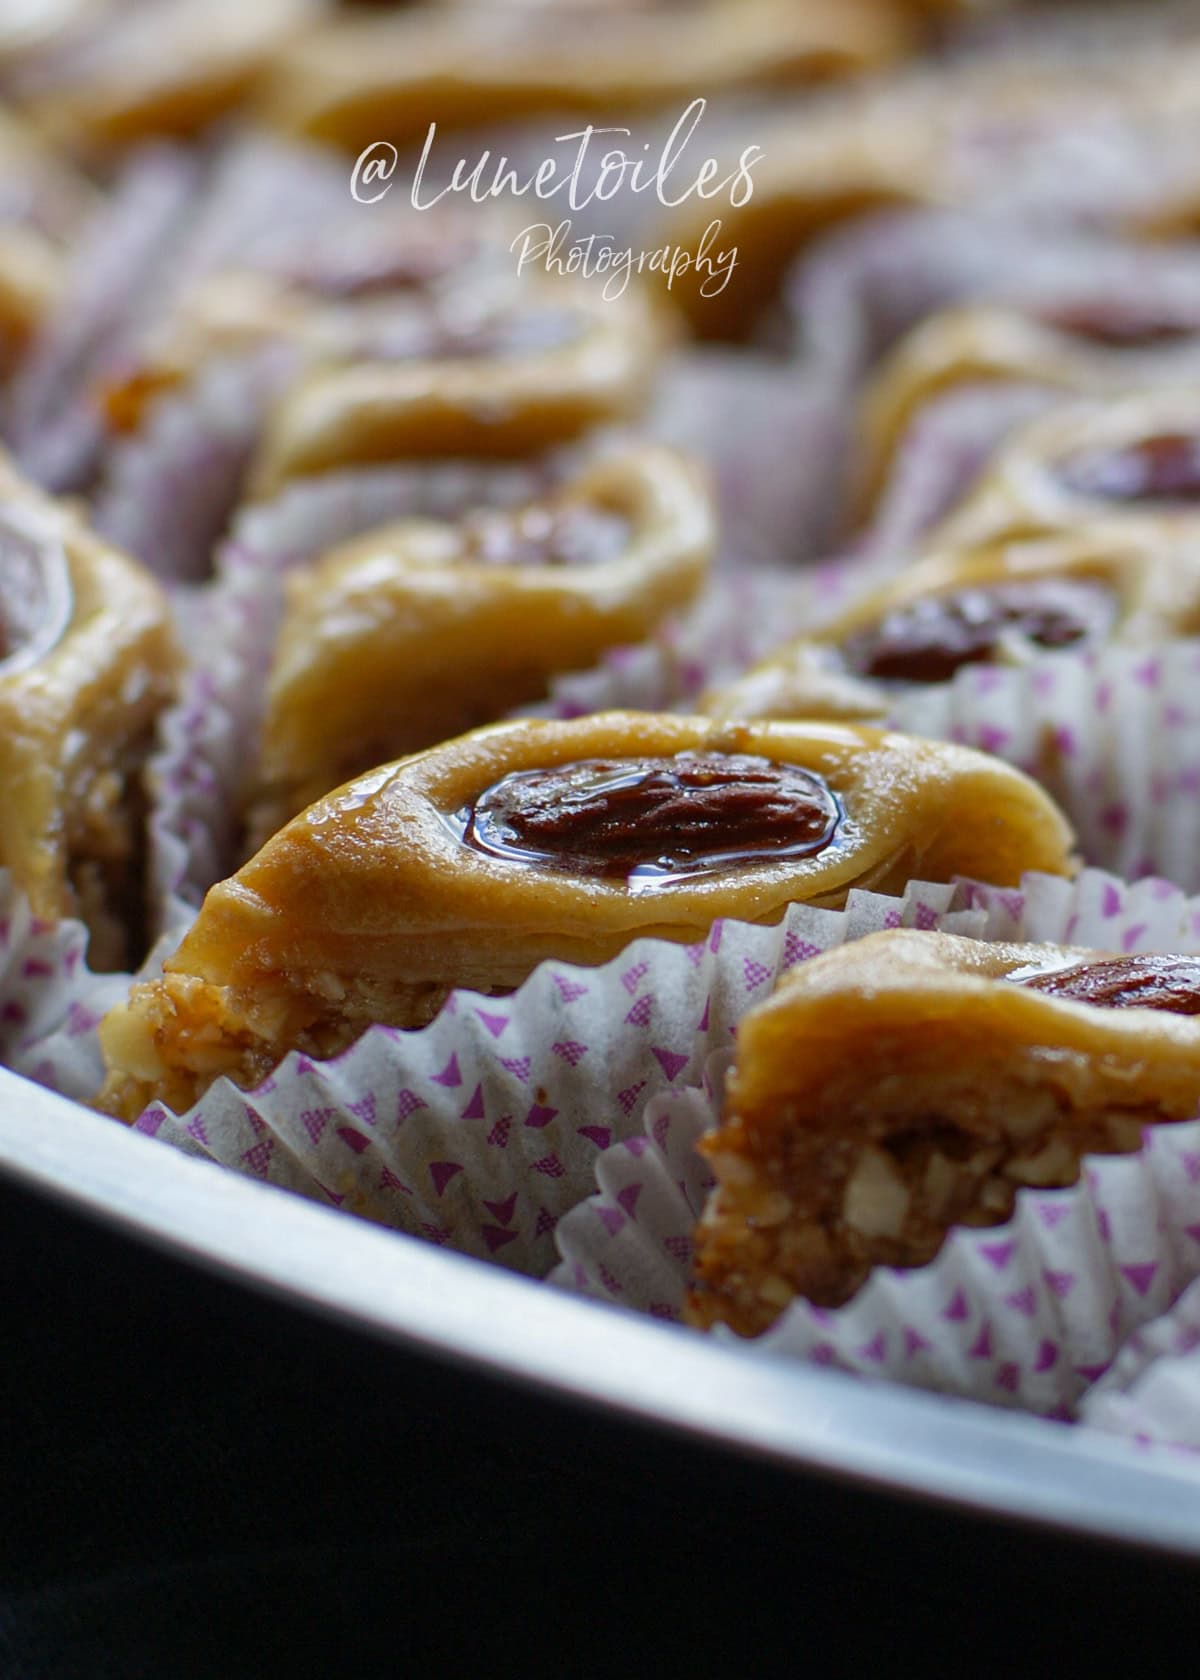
xmin=1018 ymin=953 xmax=1200 ymax=1014
xmin=450 ymin=752 xmax=844 ymax=886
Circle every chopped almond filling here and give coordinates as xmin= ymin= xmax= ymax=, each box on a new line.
xmin=689 ymin=1069 xmax=1173 ymax=1337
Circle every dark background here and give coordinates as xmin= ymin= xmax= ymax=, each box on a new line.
xmin=1 ymin=1171 xmax=1197 ymax=1679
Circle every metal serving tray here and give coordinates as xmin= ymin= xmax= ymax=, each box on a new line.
xmin=3 ymin=1063 xmax=1199 ymax=1556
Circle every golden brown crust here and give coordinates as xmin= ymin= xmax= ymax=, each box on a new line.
xmin=688 ymin=930 xmax=1200 ymax=1336
xmin=248 ymin=447 xmax=714 ymax=842
xmin=248 ymin=281 xmax=669 ymax=494
xmin=0 ymin=451 xmax=179 ymax=968
xmin=0 ymin=224 xmax=62 ymax=363
xmin=96 ymin=712 xmax=1074 ymax=1120
xmin=98 ymin=214 xmax=517 ymax=433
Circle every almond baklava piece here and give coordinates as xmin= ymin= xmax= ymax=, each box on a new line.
xmin=97 ymin=711 xmax=1073 ymax=1119
xmin=688 ymin=930 xmax=1200 ymax=1334
xmin=0 ymin=450 xmax=177 ymax=968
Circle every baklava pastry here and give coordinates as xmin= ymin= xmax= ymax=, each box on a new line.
xmin=930 ymin=391 xmax=1200 ymax=553
xmin=7 ymin=0 xmax=322 ymax=151
xmin=688 ymin=930 xmax=1200 ymax=1335
xmin=663 ymin=46 xmax=1200 ymax=338
xmin=0 ymin=450 xmax=177 ymax=970
xmin=96 ymin=711 xmax=1073 ymax=1121
xmin=704 ymin=527 xmax=1197 ymax=725
xmin=248 ymin=280 xmax=667 ymax=494
xmin=99 ymin=213 xmax=514 ymax=435
xmin=259 ymin=1 xmax=911 ymax=152
xmin=856 ymin=302 xmax=1200 ymax=519
xmin=247 ymin=447 xmax=713 ymax=845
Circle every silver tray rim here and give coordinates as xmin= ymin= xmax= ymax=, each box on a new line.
xmin=3 ymin=1065 xmax=1200 ymax=1556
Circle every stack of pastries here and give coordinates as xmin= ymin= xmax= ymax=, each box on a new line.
xmin=6 ymin=0 xmax=1200 ymax=1403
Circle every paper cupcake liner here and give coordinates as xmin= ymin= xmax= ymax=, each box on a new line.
xmin=536 ymin=556 xmax=889 ymax=720
xmin=953 ymin=1 xmax=1200 ymax=62
xmin=788 ymin=207 xmax=1200 ymax=390
xmin=863 ymin=380 xmax=1064 ymax=558
xmin=0 ymin=870 xmax=137 ymax=1106
xmin=643 ymin=351 xmax=852 ymax=568
xmin=128 ymin=131 xmax=352 ymax=306
xmin=6 ymin=145 xmax=198 ymax=494
xmin=890 ymin=639 xmax=1200 ymax=891
xmin=552 ymin=867 xmax=1200 ymax=1417
xmin=146 ymin=460 xmax=554 ymax=929
xmin=129 ymin=876 xmax=993 ymax=1276
xmin=91 ymin=343 xmax=301 ymax=584
xmin=1080 ymin=1278 xmax=1200 ymax=1457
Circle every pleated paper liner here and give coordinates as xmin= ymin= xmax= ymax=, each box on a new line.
xmin=125 ymin=877 xmax=993 ymax=1279
xmin=72 ymin=130 xmax=519 ymax=581
xmin=93 ymin=343 xmax=304 ymax=586
xmin=533 ymin=568 xmax=830 ymax=722
xmin=862 ymin=380 xmax=1062 ymax=558
xmin=890 ymin=640 xmax=1200 ymax=892
xmin=1081 ymin=1277 xmax=1200 ymax=1457
xmin=0 ymin=869 xmax=137 ymax=1106
xmin=6 ymin=131 xmax=350 ymax=507
xmin=788 ymin=206 xmax=1200 ymax=394
xmin=6 ymin=144 xmax=198 ymax=494
xmin=640 ymin=351 xmax=851 ymax=569
xmin=552 ymin=868 xmax=1200 ymax=1419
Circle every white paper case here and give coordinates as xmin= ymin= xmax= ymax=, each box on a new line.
xmin=891 ymin=640 xmax=1200 ymax=890
xmin=1081 ymin=1275 xmax=1200 ymax=1458
xmin=0 ymin=870 xmax=135 ymax=1105
xmin=130 ymin=877 xmax=991 ymax=1277
xmin=552 ymin=868 xmax=1200 ymax=1419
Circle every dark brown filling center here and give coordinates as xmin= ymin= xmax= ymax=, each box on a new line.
xmin=457 ymin=752 xmax=842 ymax=880
xmin=1020 ymin=954 xmax=1200 ymax=1013
xmin=1057 ymin=432 xmax=1200 ymax=505
xmin=841 ymin=578 xmax=1113 ymax=685
xmin=462 ymin=502 xmax=631 ymax=568
xmin=1041 ymin=304 xmax=1200 ymax=350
